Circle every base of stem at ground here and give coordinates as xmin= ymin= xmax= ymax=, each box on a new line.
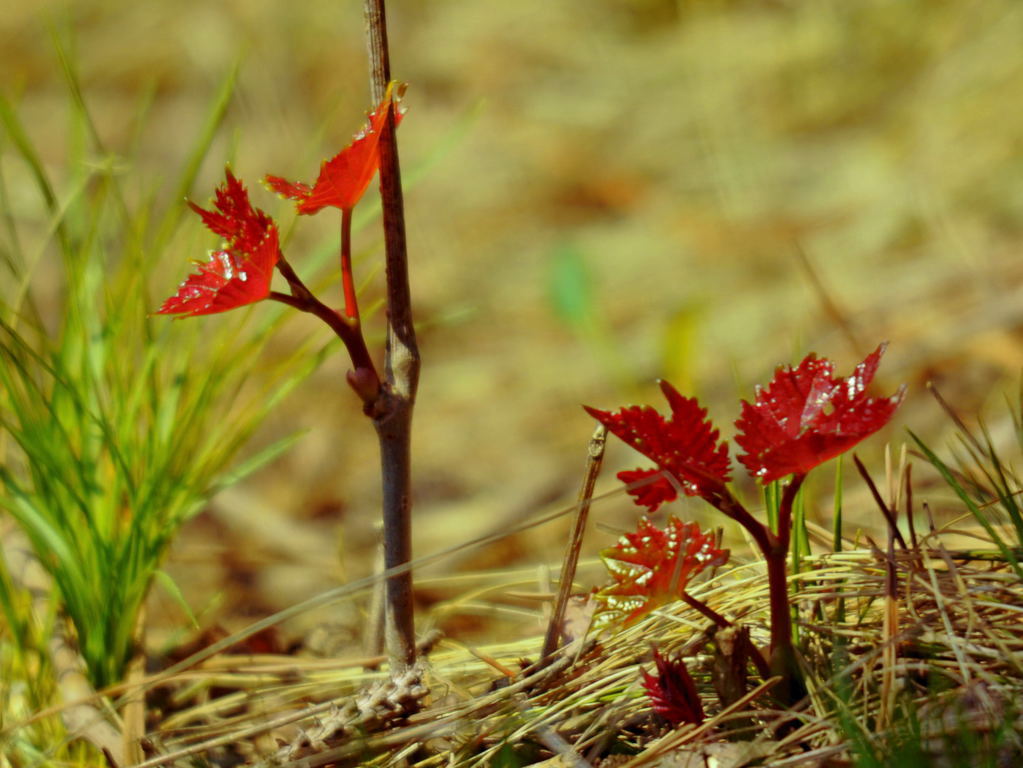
xmin=766 ymin=550 xmax=806 ymax=706
xmin=374 ymin=398 xmax=417 ymax=673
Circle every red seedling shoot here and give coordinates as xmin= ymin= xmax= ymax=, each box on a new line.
xmin=586 ymin=344 xmax=904 ymax=705
xmin=641 ymin=648 xmax=705 ymax=728
xmin=158 ymin=38 xmax=419 ymax=679
xmin=264 ymin=85 xmax=405 ymax=216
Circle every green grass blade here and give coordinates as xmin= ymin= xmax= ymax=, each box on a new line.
xmin=909 ymin=429 xmax=1023 ymax=580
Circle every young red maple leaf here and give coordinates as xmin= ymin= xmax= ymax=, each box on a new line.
xmin=157 ymin=229 xmax=279 ymax=317
xmin=584 ymin=380 xmax=730 ymax=512
xmin=641 ymin=648 xmax=705 ymax=727
xmin=158 ymin=170 xmax=280 ymax=317
xmin=734 ymin=343 xmax=905 ymax=482
xmin=187 ymin=167 xmax=275 ymax=255
xmin=597 ymin=516 xmax=728 ymax=625
xmin=264 ymin=84 xmax=406 ymax=215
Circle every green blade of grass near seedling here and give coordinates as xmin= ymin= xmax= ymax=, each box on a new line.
xmin=790 ymin=482 xmax=809 ymax=644
xmin=909 ymin=430 xmax=1023 ymax=580
xmin=833 ymin=455 xmax=846 ymax=623
xmin=765 ymin=479 xmax=780 ymax=535
xmin=977 ymin=418 xmax=1023 ymax=547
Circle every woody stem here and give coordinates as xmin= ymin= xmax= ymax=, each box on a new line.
xmin=365 ymin=0 xmax=420 ymax=675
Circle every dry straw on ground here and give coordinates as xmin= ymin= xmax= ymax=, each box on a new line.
xmin=56 ymin=473 xmax=1020 ymax=768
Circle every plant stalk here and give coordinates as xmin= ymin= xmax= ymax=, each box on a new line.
xmin=270 ymin=256 xmax=380 ymax=403
xmin=540 ymin=422 xmax=606 ymax=662
xmin=364 ymin=0 xmax=420 ymax=673
xmin=340 ymin=207 xmax=358 ymax=319
xmin=765 ymin=474 xmax=807 ymax=705
xmin=710 ymin=476 xmax=805 ymax=704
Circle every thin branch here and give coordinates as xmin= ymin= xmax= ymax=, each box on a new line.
xmin=541 ymin=423 xmax=606 ymax=662
xmin=852 ymin=453 xmax=908 ymax=550
xmin=270 ymin=259 xmax=380 ymax=403
xmin=713 ymin=488 xmax=774 ymax=558
xmin=792 ymin=240 xmax=862 ymax=355
xmin=927 ymin=381 xmax=985 ymax=455
xmin=679 ymin=592 xmax=730 ymax=630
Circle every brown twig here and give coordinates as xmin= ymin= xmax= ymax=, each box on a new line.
xmin=853 ymin=453 xmax=908 ymax=550
xmin=541 ymin=423 xmax=606 ymax=662
xmin=364 ymin=0 xmax=420 ymax=673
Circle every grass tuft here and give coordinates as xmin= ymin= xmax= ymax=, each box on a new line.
xmin=0 ymin=37 xmax=323 ymax=762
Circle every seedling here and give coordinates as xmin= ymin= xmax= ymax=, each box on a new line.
xmin=587 ymin=344 xmax=904 ymax=704
xmin=159 ymin=77 xmax=418 ymax=672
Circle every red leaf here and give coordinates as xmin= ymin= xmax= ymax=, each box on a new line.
xmin=187 ymin=168 xmax=275 ymax=256
xmin=264 ymin=83 xmax=406 ymax=215
xmin=159 ymin=169 xmax=280 ymax=317
xmin=596 ymin=516 xmax=728 ymax=625
xmin=262 ymin=176 xmax=311 ymax=202
xmin=734 ymin=343 xmax=905 ymax=482
xmin=157 ymin=227 xmax=279 ymax=317
xmin=584 ymin=380 xmax=730 ymax=511
xmin=641 ymin=648 xmax=705 ymax=727
xmin=617 ymin=468 xmax=680 ymax=512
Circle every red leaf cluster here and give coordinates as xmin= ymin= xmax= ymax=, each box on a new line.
xmin=158 ymin=170 xmax=280 ymax=317
xmin=584 ymin=346 xmax=903 ymax=508
xmin=585 ymin=380 xmax=730 ymax=512
xmin=265 ymin=84 xmax=405 ymax=215
xmin=641 ymin=648 xmax=705 ymax=727
xmin=597 ymin=516 xmax=728 ymax=625
xmin=735 ymin=343 xmax=906 ymax=482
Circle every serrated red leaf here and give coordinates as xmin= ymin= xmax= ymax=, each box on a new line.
xmin=262 ymin=176 xmax=311 ymax=202
xmin=584 ymin=380 xmax=730 ymax=511
xmin=187 ymin=168 xmax=275 ymax=256
xmin=159 ymin=169 xmax=280 ymax=317
xmin=596 ymin=516 xmax=728 ymax=625
xmin=264 ymin=84 xmax=406 ymax=215
xmin=734 ymin=343 xmax=905 ymax=482
xmin=158 ymin=227 xmax=280 ymax=317
xmin=641 ymin=648 xmax=705 ymax=727
xmin=617 ymin=468 xmax=680 ymax=512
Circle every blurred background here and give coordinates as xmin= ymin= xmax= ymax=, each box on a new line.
xmin=4 ymin=0 xmax=1023 ymax=652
